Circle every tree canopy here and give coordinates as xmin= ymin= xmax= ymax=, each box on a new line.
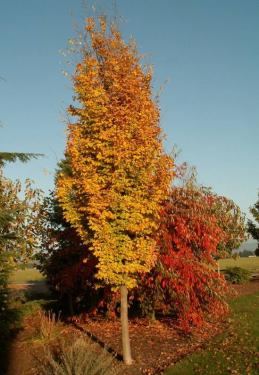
xmin=248 ymin=193 xmax=259 ymax=256
xmin=56 ymin=17 xmax=173 ymax=289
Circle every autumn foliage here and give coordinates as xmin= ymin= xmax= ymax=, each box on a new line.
xmin=56 ymin=17 xmax=174 ymax=363
xmin=42 ymin=179 xmax=247 ymax=331
xmin=39 ymin=178 xmax=247 ymax=332
xmin=138 ymin=185 xmax=230 ymax=331
xmin=56 ymin=17 xmax=173 ymax=289
xmin=40 ymin=17 xmax=247 ymax=338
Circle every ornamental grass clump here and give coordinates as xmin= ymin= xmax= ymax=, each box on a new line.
xmin=38 ymin=310 xmax=61 ymax=342
xmin=36 ymin=336 xmax=121 ymax=375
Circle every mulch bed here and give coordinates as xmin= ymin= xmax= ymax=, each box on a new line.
xmin=71 ymin=280 xmax=259 ymax=375
xmin=72 ymin=317 xmax=224 ymax=375
xmin=5 ymin=280 xmax=259 ymax=375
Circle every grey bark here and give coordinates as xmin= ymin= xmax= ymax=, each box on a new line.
xmin=121 ymin=285 xmax=133 ymax=365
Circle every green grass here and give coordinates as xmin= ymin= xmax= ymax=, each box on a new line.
xmin=164 ymin=292 xmax=259 ymax=375
xmin=219 ymin=257 xmax=259 ymax=272
xmin=9 ymin=268 xmax=44 ymax=283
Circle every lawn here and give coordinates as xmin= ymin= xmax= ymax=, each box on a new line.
xmin=9 ymin=268 xmax=44 ymax=284
xmin=219 ymin=257 xmax=259 ymax=272
xmin=164 ymin=292 xmax=259 ymax=375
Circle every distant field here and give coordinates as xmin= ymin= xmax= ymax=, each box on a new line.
xmin=8 ymin=259 xmax=259 ymax=284
xmin=219 ymin=257 xmax=259 ymax=272
xmin=9 ymin=268 xmax=44 ymax=284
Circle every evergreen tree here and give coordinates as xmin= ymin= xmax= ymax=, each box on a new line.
xmin=0 ymin=152 xmax=42 ymax=167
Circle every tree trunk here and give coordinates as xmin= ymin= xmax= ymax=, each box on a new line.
xmin=121 ymin=285 xmax=133 ymax=365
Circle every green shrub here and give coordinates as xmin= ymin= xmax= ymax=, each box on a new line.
xmin=36 ymin=336 xmax=121 ymax=375
xmin=0 ymin=253 xmax=12 ymax=339
xmin=224 ymin=266 xmax=251 ymax=284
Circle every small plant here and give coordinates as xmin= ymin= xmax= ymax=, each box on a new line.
xmin=38 ymin=310 xmax=61 ymax=341
xmin=36 ymin=336 xmax=121 ymax=375
xmin=224 ymin=267 xmax=251 ymax=284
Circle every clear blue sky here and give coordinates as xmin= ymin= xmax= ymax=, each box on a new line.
xmin=1 ymin=0 xmax=258 ymax=219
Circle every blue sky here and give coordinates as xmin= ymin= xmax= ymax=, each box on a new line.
xmin=0 ymin=0 xmax=258 ymax=219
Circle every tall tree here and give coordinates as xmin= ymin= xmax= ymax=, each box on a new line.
xmin=248 ymin=193 xmax=259 ymax=256
xmin=57 ymin=17 xmax=173 ymax=364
